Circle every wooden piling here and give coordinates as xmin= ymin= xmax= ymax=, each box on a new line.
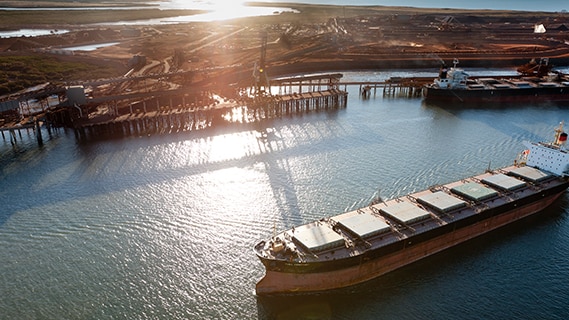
xmin=72 ymin=88 xmax=348 ymax=141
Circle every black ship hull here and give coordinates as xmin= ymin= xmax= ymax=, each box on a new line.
xmin=423 ymin=86 xmax=569 ymax=104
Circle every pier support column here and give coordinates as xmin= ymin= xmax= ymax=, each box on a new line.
xmin=10 ymin=129 xmax=16 ymax=145
xmin=35 ymin=119 xmax=43 ymax=146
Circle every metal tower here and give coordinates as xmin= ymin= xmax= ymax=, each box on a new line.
xmin=252 ymin=31 xmax=270 ymax=97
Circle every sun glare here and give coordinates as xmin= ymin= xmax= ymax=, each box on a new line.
xmin=208 ymin=1 xmax=250 ymax=20
xmin=164 ymin=0 xmax=292 ymax=22
xmin=208 ymin=0 xmax=246 ymax=10
xmin=208 ymin=131 xmax=260 ymax=163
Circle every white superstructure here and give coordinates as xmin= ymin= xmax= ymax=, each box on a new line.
xmin=522 ymin=122 xmax=569 ymax=177
xmin=433 ymin=58 xmax=469 ymax=90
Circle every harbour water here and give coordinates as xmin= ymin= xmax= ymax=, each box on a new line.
xmin=1 ymin=70 xmax=568 ymax=319
xmin=61 ymin=42 xmax=121 ymax=52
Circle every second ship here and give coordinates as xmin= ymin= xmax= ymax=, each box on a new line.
xmin=423 ymin=58 xmax=569 ymax=104
xmin=255 ymin=123 xmax=569 ymax=295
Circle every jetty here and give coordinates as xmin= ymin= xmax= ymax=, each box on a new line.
xmin=0 ymin=118 xmax=44 ymax=146
xmin=48 ymin=73 xmax=348 ymax=141
xmin=1 ymin=70 xmax=451 ymax=144
xmin=70 ymin=88 xmax=348 ymax=140
xmin=346 ymin=77 xmax=433 ymax=98
xmin=4 ymin=68 xmax=530 ymax=145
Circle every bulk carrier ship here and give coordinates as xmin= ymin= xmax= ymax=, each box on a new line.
xmin=422 ymin=59 xmax=569 ymax=104
xmin=254 ymin=123 xmax=569 ymax=295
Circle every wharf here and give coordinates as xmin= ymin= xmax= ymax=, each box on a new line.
xmin=7 ymin=71 xmax=515 ymax=144
xmin=341 ymin=77 xmax=433 ymax=98
xmin=0 ymin=118 xmax=46 ymax=145
xmin=1 ymin=73 xmax=349 ymax=143
xmin=72 ymin=89 xmax=348 ymax=140
xmin=66 ymin=73 xmax=348 ymax=140
xmin=1 ymin=73 xmax=431 ymax=144
xmin=271 ymin=74 xmax=432 ymax=98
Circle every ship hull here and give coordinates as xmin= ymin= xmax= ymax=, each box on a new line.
xmin=256 ymin=188 xmax=567 ymax=295
xmin=423 ymin=86 xmax=569 ymax=104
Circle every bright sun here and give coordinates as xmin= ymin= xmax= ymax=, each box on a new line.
xmin=209 ymin=0 xmax=246 ymax=9
xmin=167 ymin=0 xmax=287 ymax=22
xmin=195 ymin=0 xmax=249 ymax=20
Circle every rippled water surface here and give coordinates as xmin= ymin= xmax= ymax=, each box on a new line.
xmin=1 ymin=71 xmax=568 ymax=319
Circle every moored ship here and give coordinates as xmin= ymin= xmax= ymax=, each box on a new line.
xmin=422 ymin=58 xmax=569 ymax=104
xmin=254 ymin=123 xmax=569 ymax=295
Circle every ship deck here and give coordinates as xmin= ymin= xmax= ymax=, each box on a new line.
xmin=461 ymin=75 xmax=569 ymax=91
xmin=256 ymin=165 xmax=566 ymax=264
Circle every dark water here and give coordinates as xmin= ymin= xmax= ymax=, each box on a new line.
xmin=1 ymin=70 xmax=568 ymax=319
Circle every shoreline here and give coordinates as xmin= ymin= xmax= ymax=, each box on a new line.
xmin=1 ymin=2 xmax=569 ymax=95
xmin=0 ymin=2 xmax=565 ymax=27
